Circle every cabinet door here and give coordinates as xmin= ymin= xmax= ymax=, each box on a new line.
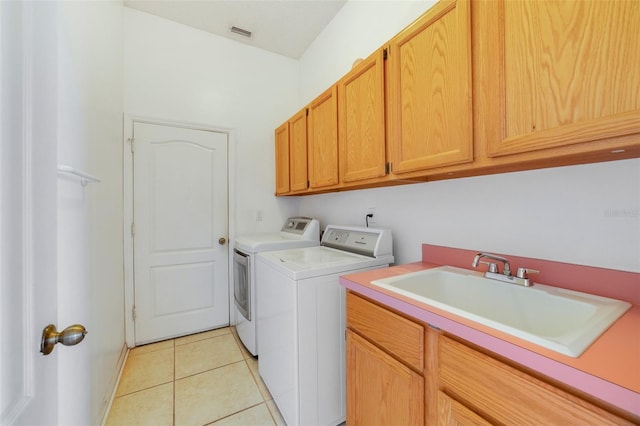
xmin=308 ymin=86 xmax=339 ymax=188
xmin=338 ymin=49 xmax=387 ymax=183
xmin=347 ymin=330 xmax=424 ymax=426
xmin=485 ymin=0 xmax=640 ymax=157
xmin=437 ymin=391 xmax=492 ymax=426
xmin=388 ymin=0 xmax=473 ymax=174
xmin=274 ymin=121 xmax=290 ymax=195
xmin=289 ymin=109 xmax=308 ymax=192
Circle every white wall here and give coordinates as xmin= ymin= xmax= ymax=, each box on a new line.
xmin=299 ymin=160 xmax=640 ymax=272
xmin=124 ymin=8 xmax=300 ymax=235
xmin=299 ymin=0 xmax=436 ymax=103
xmin=56 ymin=2 xmax=125 ymax=424
xmin=297 ymin=1 xmax=640 ymax=273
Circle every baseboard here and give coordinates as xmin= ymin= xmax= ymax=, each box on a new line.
xmin=98 ymin=343 xmax=129 ymax=426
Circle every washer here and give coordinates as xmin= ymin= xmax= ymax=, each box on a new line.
xmin=233 ymin=217 xmax=319 ymax=356
xmin=256 ymin=225 xmax=393 ymax=426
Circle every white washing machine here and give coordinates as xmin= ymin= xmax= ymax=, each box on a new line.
xmin=256 ymin=225 xmax=394 ymax=426
xmin=233 ymin=217 xmax=319 ymax=356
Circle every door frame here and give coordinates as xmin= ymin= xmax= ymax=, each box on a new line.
xmin=123 ymin=114 xmax=236 ymax=348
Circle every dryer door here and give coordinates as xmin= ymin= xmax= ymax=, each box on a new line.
xmin=233 ymin=249 xmax=251 ymax=320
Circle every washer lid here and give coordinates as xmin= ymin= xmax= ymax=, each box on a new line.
xmin=257 ymin=246 xmax=394 ymax=280
xmin=235 ymin=217 xmax=320 ymax=253
xmin=235 ymin=233 xmax=319 ymax=253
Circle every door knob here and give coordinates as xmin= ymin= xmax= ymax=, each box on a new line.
xmin=40 ymin=324 xmax=88 ymax=356
xmin=218 ymin=237 xmax=227 ymax=245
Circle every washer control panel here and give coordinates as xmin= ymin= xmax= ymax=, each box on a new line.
xmin=321 ymin=225 xmax=392 ymax=258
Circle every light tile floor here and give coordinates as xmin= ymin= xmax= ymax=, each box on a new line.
xmin=106 ymin=327 xmax=285 ymax=426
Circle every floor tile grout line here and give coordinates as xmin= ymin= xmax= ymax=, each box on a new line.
xmin=174 ymin=358 xmax=247 ymax=382
xmin=202 ymin=401 xmax=269 ymax=426
xmin=174 ymin=331 xmax=232 ymax=347
xmin=113 ymin=379 xmax=175 ymax=399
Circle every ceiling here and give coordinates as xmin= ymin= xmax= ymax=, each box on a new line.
xmin=124 ymin=0 xmax=348 ymax=59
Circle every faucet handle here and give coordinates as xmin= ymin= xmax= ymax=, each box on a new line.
xmin=516 ymin=268 xmax=540 ymax=279
xmin=479 ymin=261 xmax=499 ymax=273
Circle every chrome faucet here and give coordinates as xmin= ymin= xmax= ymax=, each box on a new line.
xmin=472 ymin=252 xmax=511 ymax=276
xmin=472 ymin=252 xmax=538 ymax=287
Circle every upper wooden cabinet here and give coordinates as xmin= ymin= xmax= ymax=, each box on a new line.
xmin=274 ymin=108 xmax=308 ymax=195
xmin=274 ymin=0 xmax=639 ymax=196
xmin=288 ymin=109 xmax=308 ymax=192
xmin=387 ymin=0 xmax=473 ymax=174
xmin=308 ymin=86 xmax=339 ymax=189
xmin=338 ymin=49 xmax=387 ymax=183
xmin=274 ymin=121 xmax=290 ymax=195
xmin=483 ymin=0 xmax=640 ymax=157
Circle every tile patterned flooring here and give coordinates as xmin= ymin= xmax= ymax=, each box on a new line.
xmin=106 ymin=327 xmax=285 ymax=426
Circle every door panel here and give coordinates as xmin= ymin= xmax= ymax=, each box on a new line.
xmin=274 ymin=122 xmax=290 ymax=194
xmin=308 ymin=86 xmax=339 ymax=188
xmin=289 ymin=109 xmax=308 ymax=192
xmin=1 ymin=2 xmax=60 ymax=423
xmin=488 ymin=0 xmax=640 ymax=156
xmin=388 ymin=0 xmax=473 ymax=173
xmin=152 ymin=262 xmax=215 ymax=314
xmin=133 ymin=122 xmax=229 ymax=344
xmin=150 ymin=141 xmax=216 ymax=250
xmin=338 ymin=49 xmax=386 ymax=183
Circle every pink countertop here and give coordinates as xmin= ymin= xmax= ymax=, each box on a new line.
xmin=339 ymin=244 xmax=640 ymax=418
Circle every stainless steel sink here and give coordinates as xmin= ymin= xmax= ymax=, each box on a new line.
xmin=371 ymin=266 xmax=631 ymax=357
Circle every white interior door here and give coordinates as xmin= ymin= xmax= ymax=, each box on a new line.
xmin=133 ymin=122 xmax=229 ymax=344
xmin=1 ymin=2 xmax=60 ymax=424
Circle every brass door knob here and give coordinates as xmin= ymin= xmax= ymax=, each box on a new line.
xmin=40 ymin=324 xmax=88 ymax=355
xmin=218 ymin=237 xmax=227 ymax=245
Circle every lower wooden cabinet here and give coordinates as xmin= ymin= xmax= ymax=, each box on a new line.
xmin=346 ymin=291 xmax=424 ymax=425
xmin=438 ymin=335 xmax=634 ymax=426
xmin=346 ymin=330 xmax=424 ymax=426
xmin=345 ymin=291 xmax=637 ymax=426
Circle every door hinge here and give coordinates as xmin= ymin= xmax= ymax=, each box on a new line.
xmin=128 ymin=137 xmax=135 ymax=153
xmin=383 ymin=48 xmax=388 ymax=60
xmin=385 ymin=162 xmax=391 ymax=174
xmin=131 ymin=222 xmax=136 ymax=237
xmin=306 ymin=108 xmax=309 ymax=116
xmin=132 ymin=306 xmax=137 ymax=321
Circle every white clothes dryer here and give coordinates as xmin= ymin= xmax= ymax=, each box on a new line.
xmin=233 ymin=217 xmax=319 ymax=356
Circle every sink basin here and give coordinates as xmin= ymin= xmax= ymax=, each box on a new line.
xmin=371 ymin=266 xmax=631 ymax=357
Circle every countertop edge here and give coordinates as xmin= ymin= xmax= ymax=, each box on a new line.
xmin=340 ymin=275 xmax=640 ymax=418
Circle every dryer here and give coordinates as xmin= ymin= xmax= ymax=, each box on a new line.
xmin=256 ymin=225 xmax=393 ymax=426
xmin=233 ymin=217 xmax=319 ymax=356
